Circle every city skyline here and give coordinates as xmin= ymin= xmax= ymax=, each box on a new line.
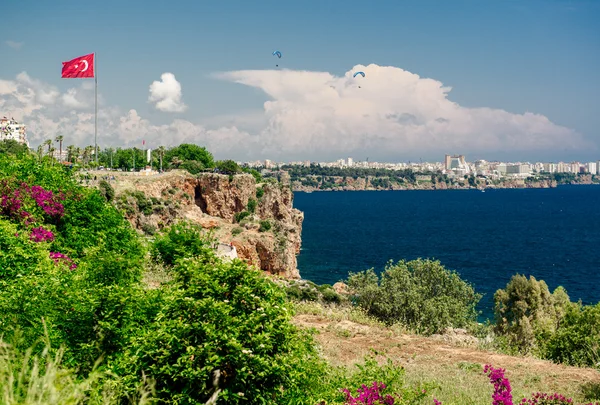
xmin=1 ymin=0 xmax=599 ymax=163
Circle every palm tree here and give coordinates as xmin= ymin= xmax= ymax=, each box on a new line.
xmin=170 ymin=156 xmax=183 ymax=169
xmin=48 ymin=147 xmax=56 ymax=166
xmin=55 ymin=135 xmax=64 ymax=162
xmin=44 ymin=139 xmax=52 ymax=156
xmin=157 ymin=146 xmax=166 ymax=172
xmin=75 ymin=147 xmax=81 ymax=164
xmin=36 ymin=145 xmax=43 ymax=162
xmin=66 ymin=145 xmax=75 ymax=163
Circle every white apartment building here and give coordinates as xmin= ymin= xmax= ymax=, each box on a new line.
xmin=0 ymin=117 xmax=30 ymax=147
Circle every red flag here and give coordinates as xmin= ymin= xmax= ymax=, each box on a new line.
xmin=62 ymin=53 xmax=94 ymax=78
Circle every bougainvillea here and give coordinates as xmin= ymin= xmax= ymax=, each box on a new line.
xmin=342 ymin=382 xmax=396 ymax=405
xmin=30 ymin=226 xmax=55 ymax=242
xmin=0 ymin=181 xmax=65 ymax=225
xmin=49 ymin=251 xmax=77 ymax=270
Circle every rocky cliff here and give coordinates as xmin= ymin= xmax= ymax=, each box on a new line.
xmin=108 ymin=171 xmax=303 ymax=279
xmin=291 ymin=175 xmax=558 ymax=192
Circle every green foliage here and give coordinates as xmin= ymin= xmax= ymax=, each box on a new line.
xmin=151 ymin=221 xmax=216 ymax=266
xmin=494 ymin=274 xmax=575 ymax=354
xmin=110 ymin=258 xmax=326 ymax=404
xmin=97 ymin=179 xmax=114 ymax=202
xmin=258 ymin=219 xmax=271 ymax=232
xmin=234 ymin=210 xmax=250 ymax=223
xmin=255 ymin=186 xmax=265 ymax=199
xmin=247 ymin=198 xmax=257 ymax=213
xmin=0 ymin=140 xmax=30 ymax=157
xmin=0 ymin=219 xmax=52 ymax=280
xmin=542 ymin=302 xmax=600 ymax=367
xmin=179 ymin=159 xmax=205 ymax=175
xmin=242 ymin=167 xmax=262 ymax=183
xmin=215 ymin=159 xmax=241 ymax=175
xmin=164 ymin=144 xmax=214 ymax=169
xmin=231 ymin=226 xmax=244 ymax=236
xmin=347 ymin=259 xmax=482 ymax=335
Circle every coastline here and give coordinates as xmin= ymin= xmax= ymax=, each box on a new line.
xmin=289 ymin=176 xmax=599 ymax=193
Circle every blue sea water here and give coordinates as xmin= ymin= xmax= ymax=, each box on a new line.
xmin=293 ymin=185 xmax=600 ymax=321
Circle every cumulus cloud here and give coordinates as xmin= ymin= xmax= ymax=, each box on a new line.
xmin=5 ymin=40 xmax=23 ymax=50
xmin=0 ymin=65 xmax=594 ymax=162
xmin=215 ymin=64 xmax=592 ymax=160
xmin=148 ymin=73 xmax=187 ymax=112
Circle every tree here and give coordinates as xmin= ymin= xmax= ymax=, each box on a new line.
xmin=157 ymin=146 xmax=166 ymax=172
xmin=66 ymin=145 xmax=76 ymax=163
xmin=215 ymin=159 xmax=240 ymax=175
xmin=55 ymin=135 xmax=64 ymax=162
xmin=164 ymin=143 xmax=214 ymax=168
xmin=0 ymin=140 xmax=29 ymax=156
xmin=44 ymin=139 xmax=52 ymax=155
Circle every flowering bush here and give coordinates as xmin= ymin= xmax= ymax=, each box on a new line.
xmin=484 ymin=365 xmax=513 ymax=405
xmin=0 ymin=181 xmax=65 ymax=225
xmin=342 ymin=382 xmax=396 ymax=405
xmin=30 ymin=226 xmax=55 ymax=243
xmin=433 ymin=365 xmax=600 ymax=405
xmin=49 ymin=251 xmax=77 ymax=270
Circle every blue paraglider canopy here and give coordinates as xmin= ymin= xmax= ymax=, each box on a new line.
xmin=353 ymin=71 xmax=365 ymax=78
xmin=273 ymin=50 xmax=282 ymax=58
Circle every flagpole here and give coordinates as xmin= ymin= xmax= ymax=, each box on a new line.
xmin=94 ymin=52 xmax=98 ymax=165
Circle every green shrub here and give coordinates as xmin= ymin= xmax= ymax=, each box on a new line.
xmin=347 ymin=259 xmax=482 ymax=335
xmin=141 ymin=222 xmax=156 ymax=235
xmin=97 ymin=180 xmax=114 ymax=202
xmin=247 ymin=198 xmax=257 ymax=214
xmin=258 ymin=220 xmax=272 ymax=232
xmin=151 ymin=221 xmax=216 ymax=266
xmin=255 ymin=187 xmax=265 ymax=199
xmin=231 ymin=226 xmax=244 ymax=236
xmin=494 ymin=274 xmax=574 ymax=354
xmin=234 ymin=211 xmax=250 ymax=223
xmin=109 ymin=258 xmax=326 ymax=404
xmin=542 ymin=302 xmax=600 ymax=367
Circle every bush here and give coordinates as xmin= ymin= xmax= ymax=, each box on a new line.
xmin=542 ymin=302 xmax=600 ymax=367
xmin=494 ymin=274 xmax=574 ymax=354
xmin=346 ymin=259 xmax=482 ymax=335
xmin=109 ymin=258 xmax=326 ymax=404
xmin=256 ymin=186 xmax=265 ymax=199
xmin=234 ymin=211 xmax=250 ymax=223
xmin=98 ymin=180 xmax=114 ymax=202
xmin=231 ymin=226 xmax=244 ymax=236
xmin=215 ymin=160 xmax=240 ymax=175
xmin=258 ymin=220 xmax=272 ymax=232
xmin=247 ymin=198 xmax=257 ymax=214
xmin=179 ymin=160 xmax=205 ymax=175
xmin=151 ymin=221 xmax=216 ymax=266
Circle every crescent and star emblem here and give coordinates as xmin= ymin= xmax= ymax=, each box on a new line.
xmin=74 ymin=60 xmax=89 ymax=72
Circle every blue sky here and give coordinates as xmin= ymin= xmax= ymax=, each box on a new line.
xmin=1 ymin=0 xmax=599 ymax=162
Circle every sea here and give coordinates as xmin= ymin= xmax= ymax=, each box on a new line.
xmin=293 ymin=185 xmax=600 ymax=321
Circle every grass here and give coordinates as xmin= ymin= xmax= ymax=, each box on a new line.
xmin=0 ymin=332 xmax=155 ymax=405
xmin=292 ymin=300 xmax=600 ymax=405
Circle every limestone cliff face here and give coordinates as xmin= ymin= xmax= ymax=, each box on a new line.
xmin=112 ymin=171 xmax=303 ymax=279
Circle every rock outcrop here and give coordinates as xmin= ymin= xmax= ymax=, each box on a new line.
xmin=110 ymin=171 xmax=303 ymax=279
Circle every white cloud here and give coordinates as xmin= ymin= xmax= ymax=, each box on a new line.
xmin=5 ymin=40 xmax=23 ymax=50
xmin=148 ymin=73 xmax=187 ymax=113
xmin=215 ymin=64 xmax=592 ymax=160
xmin=0 ymin=65 xmax=594 ymax=162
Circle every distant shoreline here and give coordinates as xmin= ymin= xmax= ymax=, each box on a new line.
xmin=292 ymin=183 xmax=600 ymax=193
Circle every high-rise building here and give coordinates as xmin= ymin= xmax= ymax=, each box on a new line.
xmin=347 ymin=157 xmax=354 ymax=167
xmin=0 ymin=117 xmax=29 ymax=147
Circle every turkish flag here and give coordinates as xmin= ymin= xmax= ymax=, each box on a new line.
xmin=62 ymin=53 xmax=94 ymax=78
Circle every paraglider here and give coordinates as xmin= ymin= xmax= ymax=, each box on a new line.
xmin=353 ymin=71 xmax=365 ymax=88
xmin=273 ymin=50 xmax=282 ymax=67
